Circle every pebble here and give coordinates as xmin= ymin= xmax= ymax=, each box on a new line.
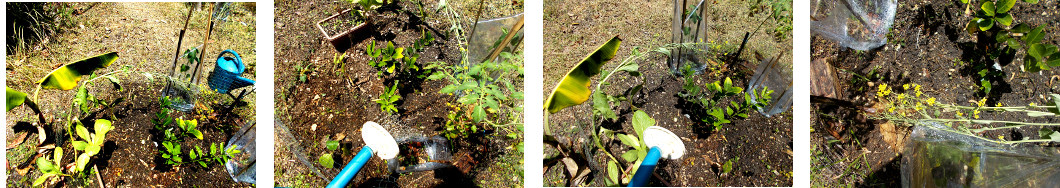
xmin=311 ymin=124 xmax=318 ymax=131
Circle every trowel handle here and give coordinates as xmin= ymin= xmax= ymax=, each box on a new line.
xmin=326 ymin=146 xmax=374 ymax=188
xmin=627 ymin=146 xmax=662 ymax=187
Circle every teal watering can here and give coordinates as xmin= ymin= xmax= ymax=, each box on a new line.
xmin=208 ymin=49 xmax=255 ymax=94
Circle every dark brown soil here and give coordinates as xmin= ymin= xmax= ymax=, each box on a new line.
xmin=273 ymin=0 xmax=523 ymax=187
xmin=543 ymin=0 xmax=793 ymax=186
xmin=811 ymin=0 xmax=1060 ymax=187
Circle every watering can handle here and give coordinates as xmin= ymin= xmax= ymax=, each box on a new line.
xmin=218 ymin=49 xmax=244 ymax=73
xmin=327 ymin=146 xmax=374 ymax=188
xmin=627 ymin=147 xmax=662 ymax=187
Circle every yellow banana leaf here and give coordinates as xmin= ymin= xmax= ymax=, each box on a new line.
xmin=544 ymin=36 xmax=622 ymax=114
xmin=36 ymin=52 xmax=119 ymax=90
xmin=7 ymin=87 xmax=27 ymax=111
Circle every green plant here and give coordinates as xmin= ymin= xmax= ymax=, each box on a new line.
xmin=963 ymin=0 xmax=1058 ymax=72
xmin=604 ymin=110 xmax=655 ymax=186
xmin=375 ymin=82 xmax=401 ymax=115
xmin=161 ymin=141 xmax=238 ymax=168
xmin=367 ymin=41 xmax=405 ymax=76
xmin=679 ymin=73 xmax=772 ymax=131
xmin=318 ymin=140 xmax=340 ymax=168
xmin=179 ymin=47 xmax=200 ymax=80
xmin=430 ymin=51 xmax=524 ymax=139
xmin=35 ymin=119 xmax=113 ymax=186
xmin=349 ymin=0 xmax=386 ymax=10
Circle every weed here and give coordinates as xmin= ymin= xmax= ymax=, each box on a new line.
xmin=679 ymin=66 xmax=772 ymax=131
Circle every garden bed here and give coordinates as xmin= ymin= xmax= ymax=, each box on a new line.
xmin=810 ymin=0 xmax=1060 ymax=186
xmin=543 ymin=0 xmax=793 ymax=186
xmin=273 ymin=0 xmax=524 ymax=187
xmin=6 ymin=2 xmax=256 ymax=187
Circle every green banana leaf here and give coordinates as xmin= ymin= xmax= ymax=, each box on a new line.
xmin=7 ymin=87 xmax=27 ymax=111
xmin=36 ymin=52 xmax=119 ymax=90
xmin=544 ymin=36 xmax=622 ymax=114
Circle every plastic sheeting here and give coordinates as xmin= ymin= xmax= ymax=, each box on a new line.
xmin=747 ymin=53 xmax=792 ymax=117
xmin=811 ymin=0 xmax=896 ymax=51
xmin=902 ymin=122 xmax=1060 ymax=187
xmin=467 ymin=13 xmax=524 ymax=64
xmin=669 ymin=0 xmax=712 ymax=75
xmin=386 ymin=136 xmax=454 ymax=173
xmin=225 ymin=120 xmax=256 ymax=183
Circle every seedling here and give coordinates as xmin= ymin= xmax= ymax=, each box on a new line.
xmin=375 ymin=82 xmax=401 ymax=115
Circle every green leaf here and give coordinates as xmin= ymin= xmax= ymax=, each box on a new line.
xmin=995 ymin=13 xmax=1012 ymax=26
xmin=722 ymin=159 xmax=734 ymax=174
xmin=1023 ymin=25 xmax=1046 ymax=44
xmin=621 ymin=150 xmax=639 ymax=162
xmin=632 ymin=110 xmax=655 ymax=139
xmin=33 ymin=173 xmax=54 ymax=187
xmin=318 ymin=153 xmax=335 ymax=168
xmin=996 ymin=0 xmax=1016 ymax=13
xmin=189 ymin=149 xmax=198 ymax=159
xmin=36 ymin=156 xmax=58 ymax=174
xmin=472 ymin=105 xmax=486 ymax=123
xmin=592 ymin=92 xmax=618 ymax=121
xmin=75 ymin=86 xmax=90 ymax=113
xmin=545 ymin=36 xmax=622 ymax=113
xmin=76 ymin=124 xmax=91 ymax=141
xmin=615 ymin=62 xmax=640 ymax=76
xmin=1012 ymin=23 xmax=1032 ymax=33
xmin=1025 ymin=54 xmax=1043 ymax=72
xmin=76 ymin=153 xmax=90 ymax=173
xmin=617 ymin=133 xmax=640 ymax=148
xmin=1047 ymin=94 xmax=1060 ymax=115
xmin=1023 ymin=0 xmax=1038 ymax=3
xmin=73 ymin=141 xmax=88 ymax=150
xmin=95 ymin=119 xmax=113 ymax=140
xmin=6 ymin=87 xmax=27 ymax=111
xmin=1029 ymin=43 xmax=1052 ymax=62
xmin=191 ymin=129 xmax=204 ymax=140
xmin=966 ymin=20 xmax=979 ymax=35
xmin=85 ymin=145 xmax=101 ymax=156
xmin=326 ymin=140 xmax=340 ymax=151
xmin=607 ymin=160 xmax=620 ymax=185
xmin=961 ymin=0 xmax=969 ymax=3
xmin=977 ymin=17 xmax=994 ymax=31
xmin=981 ymin=1 xmax=995 ymax=16
xmin=54 ymin=147 xmax=63 ymax=162
xmin=37 ymin=52 xmax=119 ymax=90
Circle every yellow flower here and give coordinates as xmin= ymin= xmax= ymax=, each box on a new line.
xmin=999 ymin=135 xmax=1005 ymax=140
xmin=888 ymin=106 xmax=896 ymax=113
xmin=973 ymin=110 xmax=981 ymax=119
xmin=915 ymin=102 xmax=923 ymax=111
xmin=1029 ymin=102 xmax=1037 ymax=107
xmin=877 ymin=84 xmax=890 ymax=97
xmin=914 ymin=84 xmax=922 ymax=97
xmin=956 ymin=111 xmax=964 ymax=117
xmin=977 ymin=98 xmax=987 ymax=107
xmin=996 ymin=103 xmax=1003 ymax=107
xmin=903 ymin=84 xmax=910 ymax=90
xmin=926 ymin=97 xmax=936 ymax=106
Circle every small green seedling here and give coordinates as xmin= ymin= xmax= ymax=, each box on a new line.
xmin=376 ymin=82 xmax=401 ymax=115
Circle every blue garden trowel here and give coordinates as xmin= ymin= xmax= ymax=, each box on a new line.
xmin=207 ymin=49 xmax=255 ymax=96
xmin=628 ymin=126 xmax=686 ymax=187
xmin=326 ymin=121 xmax=400 ymax=188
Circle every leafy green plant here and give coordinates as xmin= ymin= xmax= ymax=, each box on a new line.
xmin=179 ymin=47 xmax=200 ymax=80
xmin=161 ymin=141 xmax=238 ymax=168
xmin=679 ymin=71 xmax=772 ymax=131
xmin=962 ymin=0 xmax=1057 ymax=72
xmin=430 ymin=51 xmax=524 ymax=138
xmin=35 ymin=119 xmax=113 ymax=186
xmin=605 ymin=110 xmax=655 ymax=185
xmin=367 ymin=41 xmax=406 ymax=76
xmin=375 ymin=82 xmax=401 ymax=115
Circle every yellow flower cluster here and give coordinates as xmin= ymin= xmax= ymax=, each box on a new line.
xmin=877 ymin=83 xmax=891 ymax=98
xmin=926 ymin=97 xmax=936 ymax=106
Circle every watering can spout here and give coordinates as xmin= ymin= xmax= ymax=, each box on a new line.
xmin=233 ymin=76 xmax=255 ymax=89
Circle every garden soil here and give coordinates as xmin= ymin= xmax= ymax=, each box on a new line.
xmin=811 ymin=0 xmax=1060 ymax=186
xmin=544 ymin=0 xmax=793 ymax=186
xmin=6 ymin=2 xmax=256 ymax=187
xmin=273 ymin=0 xmax=524 ymax=187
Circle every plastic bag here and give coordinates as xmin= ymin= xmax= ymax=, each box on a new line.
xmin=225 ymin=120 xmax=256 ymax=184
xmin=669 ymin=0 xmax=712 ymax=75
xmin=811 ymin=0 xmax=895 ymax=51
xmin=386 ymin=136 xmax=454 ymax=173
xmin=902 ymin=122 xmax=1060 ymax=187
xmin=747 ymin=53 xmax=792 ymax=117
